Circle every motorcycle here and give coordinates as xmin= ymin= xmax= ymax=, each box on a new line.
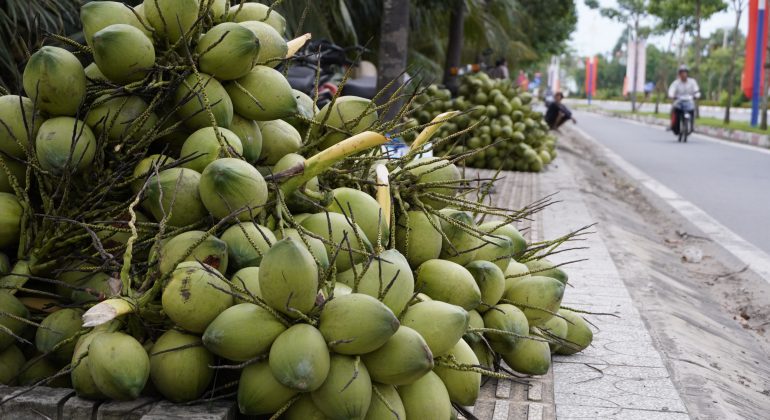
xmin=284 ymin=40 xmax=377 ymax=109
xmin=672 ymin=95 xmax=695 ymax=143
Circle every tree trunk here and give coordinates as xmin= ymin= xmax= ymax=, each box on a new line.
xmin=694 ymin=0 xmax=702 ymax=117
xmin=725 ymin=3 xmax=743 ymax=124
xmin=443 ymin=1 xmax=466 ymax=95
xmin=376 ymin=0 xmax=411 ymax=118
xmin=631 ymin=19 xmax=639 ymax=112
xmin=724 ymin=2 xmax=743 ymax=124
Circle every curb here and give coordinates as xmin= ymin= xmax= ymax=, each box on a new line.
xmin=583 ymin=108 xmax=770 ymax=149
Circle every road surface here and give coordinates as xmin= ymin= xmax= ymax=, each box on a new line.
xmin=574 ymin=111 xmax=770 ymax=254
xmin=567 ymin=98 xmax=752 ymax=122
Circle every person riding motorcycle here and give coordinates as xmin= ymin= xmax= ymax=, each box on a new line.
xmin=668 ymin=65 xmax=700 ymax=135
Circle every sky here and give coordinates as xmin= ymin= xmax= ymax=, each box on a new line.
xmin=571 ymin=0 xmax=750 ymax=57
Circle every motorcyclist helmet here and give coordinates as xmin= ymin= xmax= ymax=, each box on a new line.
xmin=678 ymin=64 xmax=689 ymax=74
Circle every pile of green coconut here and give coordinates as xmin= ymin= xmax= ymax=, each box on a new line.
xmin=0 ymin=1 xmax=594 ymax=418
xmin=406 ymin=74 xmax=557 ymax=173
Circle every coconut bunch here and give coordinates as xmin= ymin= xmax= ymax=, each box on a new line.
xmin=0 ymin=0 xmax=596 ymax=417
xmin=406 ymin=73 xmax=556 ymax=172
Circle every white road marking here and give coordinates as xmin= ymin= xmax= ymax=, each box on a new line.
xmin=571 ymin=124 xmax=770 ymax=283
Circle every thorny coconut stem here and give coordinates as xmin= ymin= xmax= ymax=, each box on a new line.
xmin=406 ymin=111 xmax=459 ymax=156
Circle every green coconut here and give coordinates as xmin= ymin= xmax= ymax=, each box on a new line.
xmin=540 ymin=314 xmax=569 ymax=353
xmin=238 ymin=360 xmax=298 ymax=415
xmin=285 ymin=89 xmax=318 ymax=131
xmin=258 ymin=237 xmax=319 ymax=318
xmin=35 ymin=308 xmax=83 ymax=363
xmin=503 ymin=275 xmax=565 ymax=327
xmin=230 ymin=267 xmax=260 ymax=303
xmin=238 ymin=20 xmax=288 ymax=68
xmin=524 ymin=259 xmax=568 ymax=284
xmin=143 ymin=0 xmax=199 ymax=42
xmin=18 ymin=356 xmax=71 ymax=387
xmin=143 ymin=168 xmax=208 ymax=227
xmin=93 ymin=24 xmax=155 ymax=83
xmin=228 ymin=3 xmax=287 ymax=34
xmin=199 ymin=158 xmax=268 ymax=220
xmin=400 ymin=301 xmax=469 ymax=357
xmin=555 ymin=309 xmax=593 ymax=355
xmin=0 ymin=153 xmax=27 ymax=194
xmin=327 ymin=187 xmax=389 ymax=247
xmin=0 ymin=261 xmax=30 ymax=294
xmin=158 ymin=230 xmax=229 ymax=275
xmin=336 ymin=249 xmax=414 ymax=316
xmin=149 ymin=329 xmax=213 ymax=402
xmin=468 ymin=338 xmax=495 ymax=370
xmin=131 ymin=154 xmax=174 ymax=193
xmin=84 ymin=62 xmax=107 ymax=83
xmin=394 ymin=210 xmax=442 ymax=269
xmin=478 ymin=221 xmax=527 ymax=258
xmin=463 ymin=309 xmax=485 ymax=344
xmin=0 ymin=192 xmax=22 ymax=249
xmin=438 ymin=209 xmax=482 ymax=265
xmin=482 ymin=303 xmax=529 ymax=354
xmin=0 ymin=345 xmax=24 ymax=385
xmin=72 ymin=331 xmax=108 ymax=399
xmin=180 ymin=127 xmax=243 ymax=173
xmin=360 ymin=325 xmax=433 ymax=385
xmin=257 ymin=119 xmax=302 ymax=164
xmin=284 ymin=394 xmax=330 ymax=420
xmin=475 ymin=234 xmax=514 ymax=272
xmin=162 ymin=262 xmax=234 ymax=333
xmin=433 ymin=339 xmax=481 ymax=406
xmin=80 ymin=1 xmax=151 ymax=47
xmin=300 ymin=212 xmax=372 ymax=272
xmin=226 ymin=66 xmax=297 ymax=121
xmin=175 ymin=73 xmax=234 ymax=130
xmin=88 ymin=332 xmax=150 ymax=400
xmin=229 ymin=114 xmax=262 ymax=163
xmin=23 ymin=46 xmax=86 ymax=116
xmin=502 ymin=338 xmax=551 ymax=375
xmin=311 ymin=354 xmax=372 ymax=420
xmin=0 ymin=292 xmax=29 ymax=350
xmin=197 ymin=22 xmax=259 ymax=80
xmin=405 ymin=157 xmax=460 ymax=210
xmin=35 ymin=117 xmax=97 ymax=174
xmin=86 ymin=95 xmax=159 ymax=143
xmin=504 ymin=260 xmax=531 ymax=292
xmin=203 ymin=302 xmax=285 ymax=361
xmin=219 ymin=222 xmax=275 ymax=271
xmin=0 ymin=95 xmax=40 ymax=158
xmin=364 ymin=384 xmax=406 ymax=420
xmin=465 ymin=260 xmax=505 ymax=312
xmin=415 ymin=259 xmax=481 ymax=310
xmin=269 ymin=324 xmax=330 ymax=392
xmin=275 ymin=228 xmax=330 ymax=269
xmin=319 ymin=293 xmax=399 ymax=355
xmin=69 ymin=272 xmax=113 ymax=304
xmin=314 ymin=96 xmax=378 ymax=150
xmin=397 ymin=371 xmax=451 ymax=420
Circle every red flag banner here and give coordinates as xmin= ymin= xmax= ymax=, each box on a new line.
xmin=742 ymin=0 xmax=769 ymax=98
xmin=585 ymin=56 xmax=598 ymax=96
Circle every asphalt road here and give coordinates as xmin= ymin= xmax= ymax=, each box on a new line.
xmin=575 ymin=111 xmax=770 ymax=254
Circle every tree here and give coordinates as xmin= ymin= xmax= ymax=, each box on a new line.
xmin=593 ymin=0 xmax=651 ymax=112
xmin=376 ymin=0 xmax=411 ymax=118
xmin=443 ymin=0 xmax=466 ymax=93
xmin=725 ymin=0 xmax=746 ymax=124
